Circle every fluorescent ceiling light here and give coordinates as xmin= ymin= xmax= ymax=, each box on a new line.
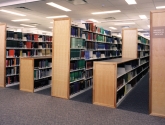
xmin=148 ymin=25 xmax=150 ymax=28
xmin=125 ymin=0 xmax=137 ymax=5
xmin=156 ymin=6 xmax=165 ymax=9
xmin=46 ymin=2 xmax=71 ymax=11
xmin=49 ymin=27 xmax=53 ymax=29
xmin=138 ymin=29 xmax=144 ymax=31
xmin=0 ymin=0 xmax=41 ymax=7
xmin=92 ymin=10 xmax=121 ymax=15
xmin=115 ymin=22 xmax=135 ymax=25
xmin=50 ymin=22 xmax=53 ymax=23
xmin=139 ymin=15 xmax=147 ymax=19
xmin=20 ymin=24 xmax=36 ymax=28
xmin=0 ymin=9 xmax=26 ymax=16
xmin=88 ymin=19 xmax=98 ymax=22
xmin=12 ymin=19 xmax=30 ymax=22
xmin=46 ymin=15 xmax=68 ymax=19
xmin=109 ymin=27 xmax=117 ymax=30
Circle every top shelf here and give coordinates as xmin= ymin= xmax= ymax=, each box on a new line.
xmin=6 ymin=38 xmax=52 ymax=43
xmin=97 ymin=58 xmax=138 ymax=64
xmin=83 ymin=30 xmax=111 ymax=37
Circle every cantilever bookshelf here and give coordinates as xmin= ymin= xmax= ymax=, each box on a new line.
xmin=93 ymin=58 xmax=149 ymax=108
xmin=52 ymin=18 xmax=122 ymax=99
xmin=0 ymin=23 xmax=52 ymax=88
xmin=122 ymin=28 xmax=150 ymax=74
xmin=20 ymin=57 xmax=52 ymax=93
xmin=93 ymin=28 xmax=150 ymax=108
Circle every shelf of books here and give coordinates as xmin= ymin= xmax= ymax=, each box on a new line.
xmin=1 ymin=25 xmax=52 ymax=88
xmin=20 ymin=57 xmax=52 ymax=92
xmin=52 ymin=18 xmax=122 ymax=99
xmin=122 ymin=28 xmax=150 ymax=77
xmin=93 ymin=58 xmax=149 ymax=108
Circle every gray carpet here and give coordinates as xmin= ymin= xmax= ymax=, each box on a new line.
xmin=118 ymin=73 xmax=149 ymax=114
xmin=0 ymin=74 xmax=165 ymax=125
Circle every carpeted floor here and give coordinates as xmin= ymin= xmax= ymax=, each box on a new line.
xmin=0 ymin=73 xmax=165 ymax=125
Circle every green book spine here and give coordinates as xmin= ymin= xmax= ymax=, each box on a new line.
xmin=71 ymin=38 xmax=77 ymax=48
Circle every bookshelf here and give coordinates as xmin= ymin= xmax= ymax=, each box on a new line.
xmin=122 ymin=28 xmax=150 ymax=76
xmin=20 ymin=57 xmax=52 ymax=92
xmin=52 ymin=18 xmax=122 ymax=99
xmin=150 ymin=9 xmax=165 ymax=117
xmin=0 ymin=25 xmax=52 ymax=88
xmin=93 ymin=58 xmax=149 ymax=108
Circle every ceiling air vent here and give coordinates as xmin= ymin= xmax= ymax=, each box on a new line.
xmin=16 ymin=7 xmax=31 ymax=11
xmin=104 ymin=17 xmax=116 ymax=20
xmin=67 ymin=0 xmax=88 ymax=5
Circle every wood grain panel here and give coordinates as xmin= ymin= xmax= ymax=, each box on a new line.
xmin=93 ymin=62 xmax=116 ymax=108
xmin=51 ymin=18 xmax=71 ymax=99
xmin=0 ymin=24 xmax=6 ymax=87
xmin=122 ymin=29 xmax=138 ymax=58
xmin=150 ymin=10 xmax=165 ymax=117
xmin=20 ymin=58 xmax=34 ymax=92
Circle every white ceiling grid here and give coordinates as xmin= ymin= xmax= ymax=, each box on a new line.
xmin=0 ymin=0 xmax=164 ymax=33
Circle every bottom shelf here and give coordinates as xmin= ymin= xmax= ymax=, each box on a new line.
xmin=34 ymin=84 xmax=51 ymax=92
xmin=117 ymin=71 xmax=148 ymax=107
xmin=6 ymin=82 xmax=19 ymax=87
xmin=70 ymin=86 xmax=92 ymax=99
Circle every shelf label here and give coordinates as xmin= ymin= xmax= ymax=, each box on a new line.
xmin=152 ymin=26 xmax=165 ymax=38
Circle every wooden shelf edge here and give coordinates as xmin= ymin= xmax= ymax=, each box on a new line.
xmin=150 ymin=113 xmax=165 ymax=118
xmin=93 ymin=102 xmax=116 ymax=108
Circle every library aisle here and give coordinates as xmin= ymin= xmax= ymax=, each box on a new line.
xmin=0 ymin=83 xmax=164 ymax=125
xmin=71 ymin=73 xmax=149 ymax=114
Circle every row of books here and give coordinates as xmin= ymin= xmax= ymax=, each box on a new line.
xmin=70 ymin=38 xmax=85 ymax=48
xmin=138 ymin=45 xmax=150 ymax=51
xmin=6 ymin=76 xmax=19 ymax=85
xmin=7 ymin=31 xmax=22 ymax=39
xmin=138 ymin=52 xmax=149 ymax=58
xmin=86 ymin=42 xmax=119 ymax=50
xmin=70 ymin=79 xmax=93 ymax=95
xmin=34 ymin=69 xmax=52 ymax=80
xmin=138 ymin=36 xmax=149 ymax=44
xmin=84 ymin=23 xmax=111 ymax=36
xmin=85 ymin=51 xmax=121 ymax=59
xmin=85 ymin=70 xmax=93 ymax=78
xmin=70 ymin=71 xmax=84 ymax=82
xmin=71 ymin=26 xmax=84 ymax=38
xmin=117 ymin=79 xmax=136 ymax=103
xmin=6 ymin=49 xmax=52 ymax=57
xmin=7 ymin=40 xmax=52 ymax=48
xmin=85 ymin=32 xmax=114 ymax=42
xmin=34 ymin=79 xmax=51 ymax=89
xmin=7 ymin=31 xmax=52 ymax=41
xmin=86 ymin=61 xmax=93 ymax=69
xmin=6 ymin=59 xmax=19 ymax=67
xmin=140 ymin=58 xmax=149 ymax=65
xmin=70 ymin=60 xmax=85 ymax=70
xmin=6 ymin=67 xmax=19 ymax=75
xmin=34 ymin=60 xmax=52 ymax=68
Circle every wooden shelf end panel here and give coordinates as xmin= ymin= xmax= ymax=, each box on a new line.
xmin=51 ymin=18 xmax=71 ymax=99
xmin=0 ymin=24 xmax=7 ymax=87
xmin=20 ymin=58 xmax=34 ymax=93
xmin=93 ymin=62 xmax=116 ymax=108
xmin=150 ymin=10 xmax=165 ymax=117
xmin=122 ymin=28 xmax=138 ymax=58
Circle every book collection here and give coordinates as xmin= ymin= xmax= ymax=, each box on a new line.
xmin=69 ymin=23 xmax=122 ymax=97
xmin=116 ymin=59 xmax=149 ymax=104
xmin=138 ymin=35 xmax=150 ymax=59
xmin=5 ymin=30 xmax=52 ymax=87
xmin=34 ymin=79 xmax=51 ymax=89
xmin=34 ymin=59 xmax=52 ymax=80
